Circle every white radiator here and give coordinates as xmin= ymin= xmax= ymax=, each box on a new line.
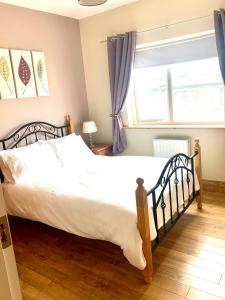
xmin=153 ymin=138 xmax=190 ymax=158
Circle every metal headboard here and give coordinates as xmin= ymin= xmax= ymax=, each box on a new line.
xmin=0 ymin=115 xmax=75 ymax=181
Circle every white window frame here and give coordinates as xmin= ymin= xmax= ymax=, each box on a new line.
xmin=126 ymin=35 xmax=225 ymax=129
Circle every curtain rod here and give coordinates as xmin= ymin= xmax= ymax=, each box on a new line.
xmin=100 ymin=14 xmax=213 ymax=43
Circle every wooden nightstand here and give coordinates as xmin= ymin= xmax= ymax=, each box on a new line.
xmin=92 ymin=144 xmax=112 ymax=156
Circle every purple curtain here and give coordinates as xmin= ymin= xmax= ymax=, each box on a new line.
xmin=214 ymin=9 xmax=225 ymax=84
xmin=107 ymin=31 xmax=136 ymax=154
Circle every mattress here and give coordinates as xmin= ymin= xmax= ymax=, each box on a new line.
xmin=2 ymin=155 xmax=199 ymax=270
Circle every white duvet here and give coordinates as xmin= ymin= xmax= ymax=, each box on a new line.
xmin=2 ymin=155 xmax=199 ymax=270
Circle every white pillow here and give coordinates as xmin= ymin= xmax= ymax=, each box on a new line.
xmin=38 ymin=133 xmax=77 ymax=145
xmin=0 ymin=142 xmax=39 ymax=183
xmin=0 ymin=142 xmax=62 ymax=183
xmin=57 ymin=135 xmax=94 ymax=168
xmin=39 ymin=133 xmax=94 ymax=169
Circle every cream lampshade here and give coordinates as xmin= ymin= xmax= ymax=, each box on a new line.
xmin=82 ymin=121 xmax=97 ymax=149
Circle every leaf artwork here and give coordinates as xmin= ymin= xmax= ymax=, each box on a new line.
xmin=18 ymin=56 xmax=31 ymax=95
xmin=37 ymin=59 xmax=43 ymax=81
xmin=37 ymin=59 xmax=48 ymax=93
xmin=0 ymin=56 xmax=9 ymax=81
xmin=0 ymin=56 xmax=13 ymax=94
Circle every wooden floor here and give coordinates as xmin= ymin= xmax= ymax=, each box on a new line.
xmin=9 ymin=191 xmax=225 ymax=300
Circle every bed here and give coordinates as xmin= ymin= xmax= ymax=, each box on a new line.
xmin=0 ymin=115 xmax=203 ymax=283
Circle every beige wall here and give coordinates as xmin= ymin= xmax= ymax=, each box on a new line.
xmin=80 ymin=0 xmax=225 ymax=181
xmin=0 ymin=3 xmax=88 ymax=137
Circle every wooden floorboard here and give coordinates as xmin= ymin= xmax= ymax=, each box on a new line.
xmin=9 ymin=192 xmax=225 ymax=299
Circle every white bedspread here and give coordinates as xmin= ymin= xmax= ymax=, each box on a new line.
xmin=2 ymin=155 xmax=199 ymax=270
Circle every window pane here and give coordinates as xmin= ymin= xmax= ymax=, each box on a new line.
xmin=171 ymin=58 xmax=224 ymax=122
xmin=133 ymin=66 xmax=169 ymax=121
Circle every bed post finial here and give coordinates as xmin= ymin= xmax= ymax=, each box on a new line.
xmin=67 ymin=115 xmax=75 ymax=134
xmin=194 ymin=139 xmax=203 ymax=209
xmin=136 ymin=177 xmax=153 ymax=284
xmin=194 ymin=139 xmax=200 ymax=149
xmin=137 ymin=178 xmax=144 ymax=186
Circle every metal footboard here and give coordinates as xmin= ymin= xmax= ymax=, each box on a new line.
xmin=148 ymin=151 xmax=199 ymax=245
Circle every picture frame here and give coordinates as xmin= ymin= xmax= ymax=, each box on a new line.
xmin=32 ymin=51 xmax=49 ymax=96
xmin=10 ymin=49 xmax=37 ymax=98
xmin=0 ymin=48 xmax=16 ymax=100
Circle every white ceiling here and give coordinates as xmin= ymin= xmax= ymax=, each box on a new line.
xmin=0 ymin=0 xmax=138 ymax=19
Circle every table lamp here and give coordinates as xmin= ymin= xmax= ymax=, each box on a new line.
xmin=82 ymin=121 xmax=97 ymax=149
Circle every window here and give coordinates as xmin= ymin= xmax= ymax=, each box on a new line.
xmin=130 ymin=34 xmax=225 ymax=126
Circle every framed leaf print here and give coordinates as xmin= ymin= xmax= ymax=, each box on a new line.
xmin=32 ymin=51 xmax=49 ymax=96
xmin=0 ymin=49 xmax=16 ymax=99
xmin=10 ymin=50 xmax=36 ymax=98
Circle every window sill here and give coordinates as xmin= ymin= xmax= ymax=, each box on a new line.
xmin=124 ymin=124 xmax=225 ymax=129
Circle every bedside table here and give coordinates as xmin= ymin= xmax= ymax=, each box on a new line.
xmin=92 ymin=144 xmax=112 ymax=156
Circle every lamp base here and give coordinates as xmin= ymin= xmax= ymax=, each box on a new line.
xmin=88 ymin=133 xmax=94 ymax=150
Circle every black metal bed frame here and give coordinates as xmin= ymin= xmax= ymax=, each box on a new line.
xmin=0 ymin=121 xmax=69 ymax=151
xmin=148 ymin=151 xmax=199 ymax=246
xmin=0 ymin=120 xmax=199 ymax=247
xmin=0 ymin=121 xmax=69 ymax=182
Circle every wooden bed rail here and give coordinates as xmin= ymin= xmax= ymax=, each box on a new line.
xmin=194 ymin=139 xmax=203 ymax=209
xmin=67 ymin=115 xmax=75 ymax=134
xmin=136 ymin=178 xmax=153 ymax=283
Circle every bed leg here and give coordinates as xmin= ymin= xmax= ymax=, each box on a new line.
xmin=136 ymin=178 xmax=153 ymax=284
xmin=194 ymin=139 xmax=203 ymax=209
xmin=67 ymin=115 xmax=75 ymax=134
